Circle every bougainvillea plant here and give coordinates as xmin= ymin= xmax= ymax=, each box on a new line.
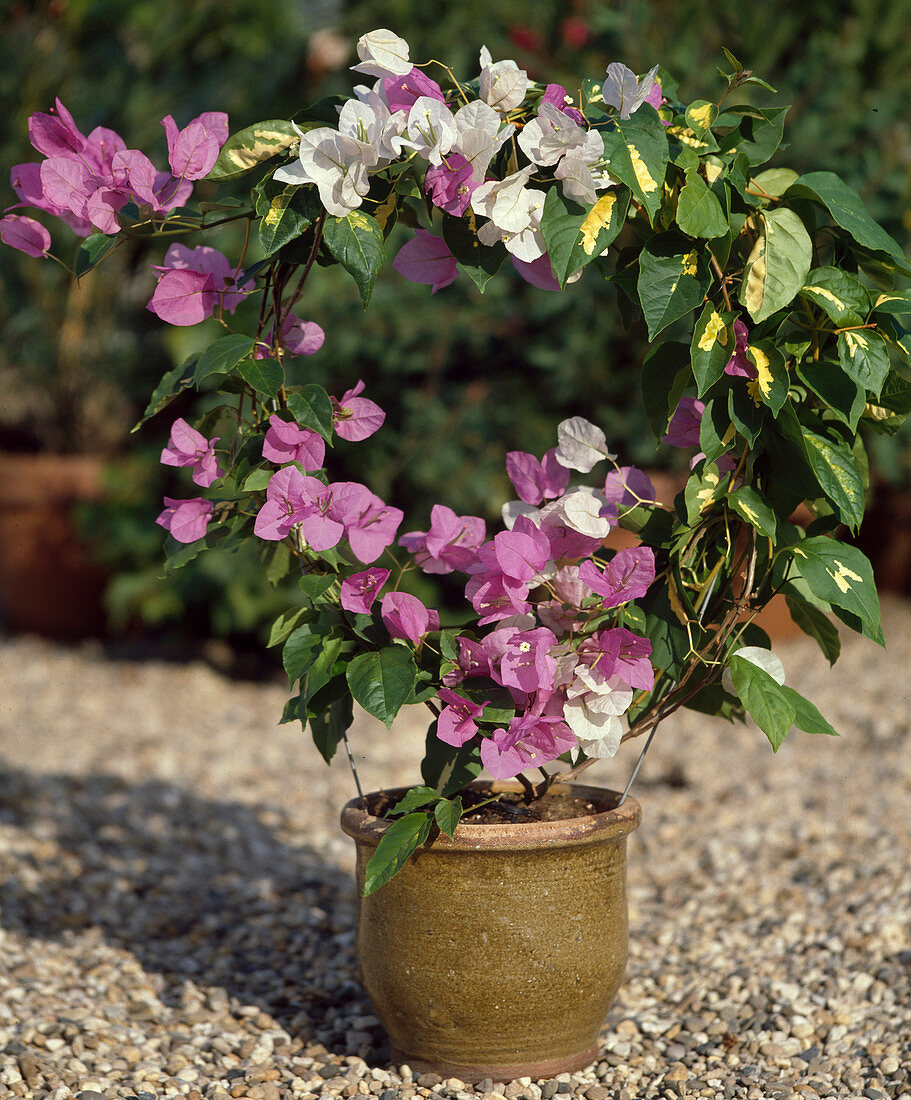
xmin=5 ymin=31 xmax=910 ymax=893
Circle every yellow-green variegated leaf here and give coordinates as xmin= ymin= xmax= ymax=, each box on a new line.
xmin=540 ymin=187 xmax=631 ymax=286
xmin=601 ymin=109 xmax=669 ymax=222
xmin=728 ymin=485 xmax=777 ymax=539
xmin=786 ymin=536 xmax=882 ymax=645
xmin=740 ymin=208 xmax=812 ymax=322
xmin=800 ymin=266 xmax=870 ymax=326
xmin=208 ymin=119 xmax=301 ymax=181
xmin=690 ymin=303 xmax=736 ymax=394
xmin=745 ymin=340 xmax=788 ymax=415
xmin=685 ymin=100 xmax=718 ymax=134
xmin=837 ymin=329 xmax=890 ymax=398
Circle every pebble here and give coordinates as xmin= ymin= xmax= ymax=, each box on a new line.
xmin=1 ymin=608 xmax=910 ymax=1100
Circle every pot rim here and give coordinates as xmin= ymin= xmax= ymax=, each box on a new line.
xmin=340 ymin=779 xmax=640 ymax=852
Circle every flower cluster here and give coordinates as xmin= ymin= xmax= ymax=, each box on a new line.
xmin=277 ymin=29 xmax=659 ymax=280
xmin=1 ymin=100 xmax=228 ymax=255
xmin=411 ymin=416 xmax=658 ymax=776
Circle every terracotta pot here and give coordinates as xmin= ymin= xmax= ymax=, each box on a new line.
xmin=0 ymin=453 xmax=108 ymax=640
xmin=340 ymin=781 xmax=641 ymax=1082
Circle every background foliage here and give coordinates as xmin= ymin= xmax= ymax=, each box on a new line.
xmin=2 ymin=0 xmax=909 ymax=646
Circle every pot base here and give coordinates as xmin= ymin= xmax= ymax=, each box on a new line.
xmin=391 ymin=1043 xmax=600 ymax=1084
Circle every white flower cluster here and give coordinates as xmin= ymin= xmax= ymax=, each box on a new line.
xmin=275 ymin=30 xmax=659 ymax=258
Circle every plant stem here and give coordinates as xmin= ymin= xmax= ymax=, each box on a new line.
xmin=710 ymin=254 xmax=733 ymax=311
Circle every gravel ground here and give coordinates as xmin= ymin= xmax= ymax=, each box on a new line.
xmin=0 ymin=599 xmax=909 ymax=1100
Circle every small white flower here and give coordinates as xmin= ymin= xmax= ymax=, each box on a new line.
xmin=453 ymin=100 xmax=514 ymax=182
xmin=478 ymin=47 xmax=528 ymax=114
xmin=404 ymin=96 xmax=457 ymax=166
xmin=602 ymin=62 xmax=659 ymax=119
xmin=276 ymin=127 xmax=370 ymax=217
xmin=559 ymin=488 xmax=611 ymax=538
xmin=554 ymin=416 xmax=615 ymax=472
xmin=351 ymin=29 xmax=412 ymax=78
xmin=563 ymin=697 xmax=623 ymax=757
xmin=723 ymin=646 xmax=787 ymax=696
xmin=518 ymin=103 xmax=602 ymax=167
xmin=555 ymin=151 xmax=616 ymax=206
xmin=501 ymin=500 xmax=540 ymax=529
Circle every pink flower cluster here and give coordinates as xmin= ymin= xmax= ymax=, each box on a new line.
xmin=389 ymin=427 xmax=659 ymax=779
xmin=148 ymin=243 xmax=253 ymax=326
xmin=254 ymin=468 xmax=403 ymax=563
xmin=253 ymin=379 xmax=395 ymax=560
xmin=1 ymin=99 xmax=228 ymax=256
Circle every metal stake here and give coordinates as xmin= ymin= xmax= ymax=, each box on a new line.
xmin=342 ymin=731 xmax=367 ymax=810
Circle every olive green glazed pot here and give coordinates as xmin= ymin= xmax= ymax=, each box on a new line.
xmin=340 ymin=781 xmax=641 ymax=1082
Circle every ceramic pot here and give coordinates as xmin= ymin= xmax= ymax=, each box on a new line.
xmin=340 ymin=781 xmax=641 ymax=1082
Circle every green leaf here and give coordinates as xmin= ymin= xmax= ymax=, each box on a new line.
xmin=346 ymin=647 xmax=417 ymax=727
xmin=422 ymin=721 xmax=483 ymax=795
xmin=74 ymin=232 xmax=118 ymax=277
xmin=750 ymin=167 xmax=799 ymax=199
xmin=717 ymin=106 xmax=789 ymax=167
xmin=237 ymin=356 xmax=285 ymax=397
xmin=243 ymin=467 xmax=274 ymax=492
xmin=728 ymin=383 xmax=766 ymax=445
xmin=795 ymin=359 xmax=866 ymax=432
xmin=309 ymin=692 xmax=354 ymax=764
xmin=786 ymin=536 xmax=882 ymax=645
xmin=740 ymin=208 xmax=812 ymax=323
xmin=870 ymin=290 xmax=911 ymax=317
xmin=322 ymin=211 xmax=386 ymax=306
xmin=299 ymin=573 xmax=337 ymax=604
xmin=729 ymin=485 xmax=777 ymax=539
xmin=388 ymin=787 xmax=440 ymax=816
xmin=363 ymin=812 xmax=432 ymax=896
xmin=207 ymin=119 xmax=300 ymax=181
xmin=789 ymin=172 xmax=911 ymax=274
xmin=782 ymin=590 xmax=841 ymax=666
xmin=254 ymin=177 xmax=320 ymax=256
xmin=442 ymin=212 xmax=505 ymax=292
xmin=301 ymin=634 xmax=345 ymax=704
xmin=540 ymin=187 xmax=630 ymax=287
xmin=637 ymin=238 xmax=712 ymax=340
xmin=862 ymin=368 xmax=911 ymax=434
xmin=162 ymin=533 xmax=206 ymax=574
xmin=690 ymin=303 xmax=735 ymax=394
xmin=676 ymin=171 xmax=728 ymax=239
xmin=194 ymin=335 xmax=257 ymax=384
xmin=698 ymin=397 xmax=733 ymax=464
xmin=434 ymin=797 xmax=463 ymax=839
xmin=601 ymin=108 xmax=669 ymax=221
xmin=836 ymin=330 xmax=890 ymax=398
xmin=729 ymin=655 xmax=796 ymax=751
xmin=780 ymin=686 xmax=839 ymax=738
xmin=800 ymin=267 xmax=870 ymax=327
xmin=268 ymin=607 xmax=308 ymax=648
xmin=800 ymin=427 xmax=865 ymax=530
xmin=132 ymin=355 xmax=198 ymax=430
xmin=263 ymin=540 xmax=292 ymax=585
xmin=283 ymin=623 xmax=322 ymax=683
xmin=286 ymin=385 xmax=334 ymax=442
xmin=641 ymin=341 xmax=692 ymax=436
